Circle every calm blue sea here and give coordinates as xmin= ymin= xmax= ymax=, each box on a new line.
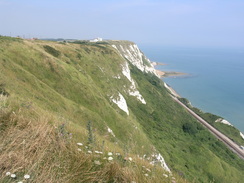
xmin=140 ymin=45 xmax=244 ymax=133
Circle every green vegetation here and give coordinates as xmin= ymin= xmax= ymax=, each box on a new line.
xmin=0 ymin=37 xmax=243 ymax=182
xmin=129 ymin=66 xmax=244 ymax=182
xmin=179 ymin=97 xmax=244 ymax=146
xmin=43 ymin=45 xmax=61 ymax=57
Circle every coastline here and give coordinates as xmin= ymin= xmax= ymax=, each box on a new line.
xmin=152 ymin=61 xmax=244 ymax=139
xmin=163 ymin=77 xmax=244 ymax=153
xmin=152 ymin=62 xmax=187 ymax=78
xmin=151 ymin=61 xmax=167 ymax=66
xmin=163 ymin=83 xmax=181 ymax=98
xmin=155 ymin=69 xmax=188 ymax=78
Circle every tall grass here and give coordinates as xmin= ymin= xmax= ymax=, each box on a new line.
xmin=0 ymin=100 xmax=186 ymax=183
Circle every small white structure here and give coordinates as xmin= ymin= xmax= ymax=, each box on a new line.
xmin=90 ymin=37 xmax=103 ymax=42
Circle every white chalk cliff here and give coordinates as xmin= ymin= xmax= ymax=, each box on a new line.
xmin=111 ymin=42 xmax=157 ymax=75
xmin=111 ymin=41 xmax=158 ymax=104
xmin=110 ymin=92 xmax=129 ymax=115
xmin=121 ymin=62 xmax=146 ymax=104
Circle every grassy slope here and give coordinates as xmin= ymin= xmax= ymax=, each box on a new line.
xmin=129 ymin=66 xmax=244 ymax=182
xmin=0 ymin=36 xmax=243 ymax=182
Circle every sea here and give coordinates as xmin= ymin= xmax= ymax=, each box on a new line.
xmin=140 ymin=45 xmax=244 ymax=133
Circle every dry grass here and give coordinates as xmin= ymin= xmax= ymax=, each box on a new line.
xmin=0 ymin=100 xmax=188 ymax=183
xmin=0 ymin=94 xmax=8 ymax=110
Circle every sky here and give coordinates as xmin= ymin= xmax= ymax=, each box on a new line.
xmin=1 ymin=0 xmax=244 ymax=48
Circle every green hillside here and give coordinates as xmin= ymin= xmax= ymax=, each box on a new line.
xmin=0 ymin=36 xmax=243 ymax=183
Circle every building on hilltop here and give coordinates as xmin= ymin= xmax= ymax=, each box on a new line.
xmin=90 ymin=37 xmax=103 ymax=42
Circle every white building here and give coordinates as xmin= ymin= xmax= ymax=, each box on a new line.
xmin=90 ymin=37 xmax=103 ymax=42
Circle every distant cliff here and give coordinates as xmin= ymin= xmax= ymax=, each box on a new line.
xmin=109 ymin=40 xmax=157 ymax=75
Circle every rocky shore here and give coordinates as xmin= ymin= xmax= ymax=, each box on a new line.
xmin=152 ymin=61 xmax=187 ymax=78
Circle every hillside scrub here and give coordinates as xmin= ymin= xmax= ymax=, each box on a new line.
xmin=179 ymin=97 xmax=244 ymax=146
xmin=0 ymin=37 xmax=244 ymax=182
xmin=0 ymin=99 xmax=185 ymax=183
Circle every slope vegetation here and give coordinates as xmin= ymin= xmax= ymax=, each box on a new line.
xmin=0 ymin=36 xmax=243 ymax=182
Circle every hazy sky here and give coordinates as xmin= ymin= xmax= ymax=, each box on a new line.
xmin=1 ymin=0 xmax=244 ymax=48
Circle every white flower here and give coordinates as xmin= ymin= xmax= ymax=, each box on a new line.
xmin=128 ymin=157 xmax=133 ymax=161
xmin=24 ymin=174 xmax=30 ymax=179
xmin=99 ymin=151 xmax=103 ymax=154
xmin=94 ymin=160 xmax=102 ymax=165
xmin=163 ymin=174 xmax=168 ymax=178
xmin=6 ymin=172 xmax=11 ymax=176
xmin=108 ymin=152 xmax=113 ymax=156
xmin=85 ymin=146 xmax=88 ymax=149
xmin=88 ymin=150 xmax=92 ymax=154
xmin=108 ymin=157 xmax=113 ymax=161
xmin=95 ymin=151 xmax=100 ymax=154
xmin=144 ymin=173 xmax=149 ymax=177
xmin=18 ymin=181 xmax=23 ymax=183
xmin=103 ymin=157 xmax=107 ymax=159
xmin=116 ymin=153 xmax=121 ymax=156
xmin=10 ymin=174 xmax=16 ymax=178
xmin=77 ymin=142 xmax=83 ymax=146
xmin=77 ymin=148 xmax=82 ymax=151
xmin=146 ymin=168 xmax=151 ymax=172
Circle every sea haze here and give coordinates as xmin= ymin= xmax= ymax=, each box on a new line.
xmin=140 ymin=45 xmax=244 ymax=133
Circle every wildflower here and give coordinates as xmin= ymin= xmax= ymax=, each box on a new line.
xmin=88 ymin=150 xmax=92 ymax=154
xmin=5 ymin=172 xmax=11 ymax=176
xmin=99 ymin=151 xmax=103 ymax=154
xmin=94 ymin=160 xmax=102 ymax=165
xmin=10 ymin=174 xmax=16 ymax=178
xmin=103 ymin=157 xmax=107 ymax=159
xmin=146 ymin=168 xmax=151 ymax=172
xmin=77 ymin=148 xmax=82 ymax=151
xmin=17 ymin=182 xmax=23 ymax=183
xmin=108 ymin=157 xmax=113 ymax=161
xmin=85 ymin=146 xmax=88 ymax=149
xmin=128 ymin=157 xmax=133 ymax=161
xmin=77 ymin=142 xmax=83 ymax=146
xmin=24 ymin=174 xmax=30 ymax=179
xmin=163 ymin=174 xmax=168 ymax=178
xmin=108 ymin=152 xmax=113 ymax=156
xmin=144 ymin=174 xmax=149 ymax=177
xmin=115 ymin=152 xmax=120 ymax=156
xmin=95 ymin=151 xmax=100 ymax=154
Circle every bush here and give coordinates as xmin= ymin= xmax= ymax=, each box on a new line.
xmin=0 ymin=84 xmax=9 ymax=96
xmin=182 ymin=122 xmax=198 ymax=135
xmin=43 ymin=45 xmax=60 ymax=57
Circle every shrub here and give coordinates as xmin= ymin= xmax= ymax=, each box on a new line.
xmin=0 ymin=84 xmax=9 ymax=96
xmin=182 ymin=122 xmax=198 ymax=135
xmin=43 ymin=45 xmax=60 ymax=57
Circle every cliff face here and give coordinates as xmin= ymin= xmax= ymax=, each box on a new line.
xmin=1 ymin=37 xmax=244 ymax=183
xmin=108 ymin=40 xmax=160 ymax=106
xmin=109 ymin=40 xmax=157 ymax=75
